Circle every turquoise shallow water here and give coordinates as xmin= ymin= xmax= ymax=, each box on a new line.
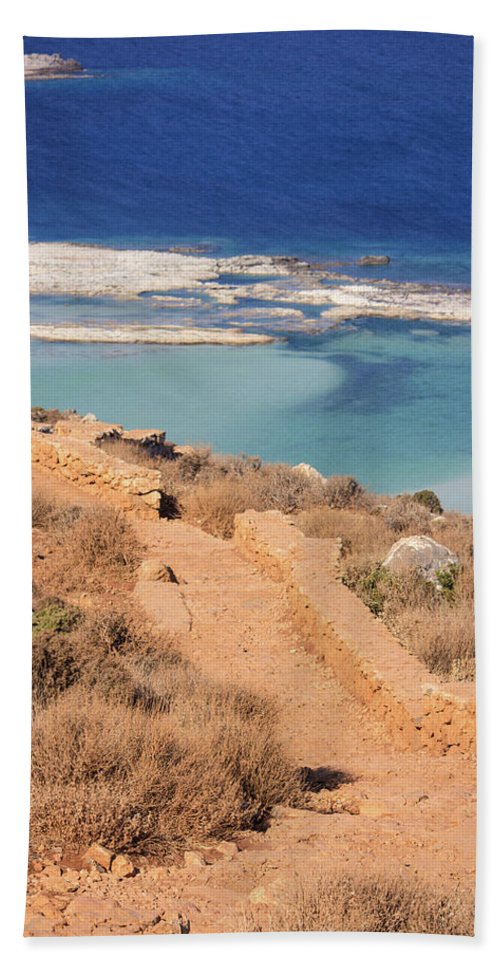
xmin=31 ymin=318 xmax=472 ymax=512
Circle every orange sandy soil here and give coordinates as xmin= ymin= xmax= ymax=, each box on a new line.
xmin=26 ymin=466 xmax=476 ymax=937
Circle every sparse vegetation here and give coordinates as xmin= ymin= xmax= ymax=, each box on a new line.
xmin=298 ymin=503 xmax=474 ymax=681
xmin=252 ymin=875 xmax=474 ymax=935
xmin=31 ymin=488 xmax=304 ymax=858
xmin=31 ymin=662 xmax=303 ymax=857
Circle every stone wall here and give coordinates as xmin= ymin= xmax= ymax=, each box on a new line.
xmin=32 ymin=418 xmax=163 ymax=519
xmin=234 ymin=510 xmax=476 ymax=757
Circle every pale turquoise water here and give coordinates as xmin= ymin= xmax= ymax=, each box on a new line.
xmin=31 ymin=318 xmax=472 ymax=512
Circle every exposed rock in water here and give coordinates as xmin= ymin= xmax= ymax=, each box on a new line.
xmin=24 ymin=53 xmax=83 ymax=79
xmin=357 ymin=255 xmax=391 ymax=265
xmin=217 ymin=254 xmax=310 ymax=275
xmin=383 ymin=535 xmax=458 ymax=583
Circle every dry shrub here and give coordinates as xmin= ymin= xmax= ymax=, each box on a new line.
xmin=297 ymin=507 xmax=394 ymax=566
xmin=30 ymin=681 xmax=302 ymax=856
xmin=383 ymin=494 xmax=433 ymax=534
xmin=42 ymin=505 xmax=142 ymax=591
xmin=32 ymin=602 xmax=181 ymax=706
xmin=97 ymin=437 xmax=155 ymax=467
xmin=324 ymin=475 xmax=366 ymax=509
xmin=32 ymin=491 xmax=81 ymax=531
xmin=387 ymin=601 xmax=475 ymax=681
xmin=249 ymin=463 xmax=324 ymax=514
xmin=182 ymin=479 xmax=252 ymax=538
xmin=66 ymin=506 xmax=141 ymax=574
xmin=255 ymin=875 xmax=474 ymax=935
xmin=342 ymin=560 xmax=475 ymax=681
xmin=181 ymin=464 xmax=325 ymax=538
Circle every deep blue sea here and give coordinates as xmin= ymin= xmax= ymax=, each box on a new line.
xmin=25 ymin=32 xmax=473 ymax=510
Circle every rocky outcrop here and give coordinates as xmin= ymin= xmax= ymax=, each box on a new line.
xmin=357 ymin=255 xmax=391 ymax=265
xmin=25 ymin=53 xmax=83 ymax=79
xmin=383 ymin=535 xmax=459 ymax=583
xmin=234 ymin=510 xmax=475 ymax=756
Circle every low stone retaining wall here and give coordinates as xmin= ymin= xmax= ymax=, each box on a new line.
xmin=234 ymin=510 xmax=476 ymax=756
xmin=32 ymin=418 xmax=163 ymax=519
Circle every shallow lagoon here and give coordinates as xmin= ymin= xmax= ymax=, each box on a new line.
xmin=31 ymin=317 xmax=472 ymax=512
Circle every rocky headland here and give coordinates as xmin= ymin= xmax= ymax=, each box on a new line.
xmin=24 ymin=53 xmax=84 ymax=80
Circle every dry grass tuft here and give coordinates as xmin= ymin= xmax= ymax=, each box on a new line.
xmin=252 ymin=875 xmax=474 ymax=935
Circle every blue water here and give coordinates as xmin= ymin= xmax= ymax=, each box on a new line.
xmin=31 ymin=320 xmax=472 ymax=511
xmin=25 ymin=32 xmax=473 ymax=510
xmin=24 ymin=31 xmax=473 ymax=279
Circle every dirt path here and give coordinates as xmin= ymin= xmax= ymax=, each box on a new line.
xmin=27 ymin=468 xmax=476 ymax=936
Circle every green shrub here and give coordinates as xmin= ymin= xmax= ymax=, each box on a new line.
xmin=343 ymin=564 xmax=391 ymax=615
xmin=435 ymin=563 xmax=460 ymax=600
xmin=32 ymin=603 xmax=80 ymax=637
xmin=412 ymin=489 xmax=443 ymax=515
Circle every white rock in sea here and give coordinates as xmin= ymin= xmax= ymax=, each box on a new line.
xmin=24 ymin=53 xmax=83 ymax=79
xmin=30 ymin=323 xmax=277 ymax=346
xmin=357 ymin=255 xmax=391 ymax=265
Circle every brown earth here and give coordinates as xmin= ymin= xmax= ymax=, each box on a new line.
xmin=26 ymin=463 xmax=476 ymax=937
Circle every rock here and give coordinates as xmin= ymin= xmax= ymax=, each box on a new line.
xmin=248 ymin=885 xmax=269 ymax=905
xmin=184 ymin=850 xmax=206 ymax=868
xmin=135 ymin=581 xmax=192 ymax=635
xmin=40 ymin=863 xmax=62 ymax=881
xmin=383 ymin=535 xmax=458 ymax=583
xmin=110 ymin=853 xmax=137 ymax=878
xmin=82 ymin=843 xmax=114 ymax=871
xmin=197 ymin=847 xmax=224 ymax=864
xmin=357 ymin=255 xmax=391 ymax=265
xmin=30 ymin=895 xmax=64 ymax=920
xmin=136 ymin=560 xmax=178 ymax=583
xmin=25 ymin=53 xmax=83 ymax=79
xmin=216 ymin=841 xmax=239 ymax=859
xmin=82 ymin=412 xmax=97 ymax=422
xmin=292 ymin=462 xmax=326 ymax=483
